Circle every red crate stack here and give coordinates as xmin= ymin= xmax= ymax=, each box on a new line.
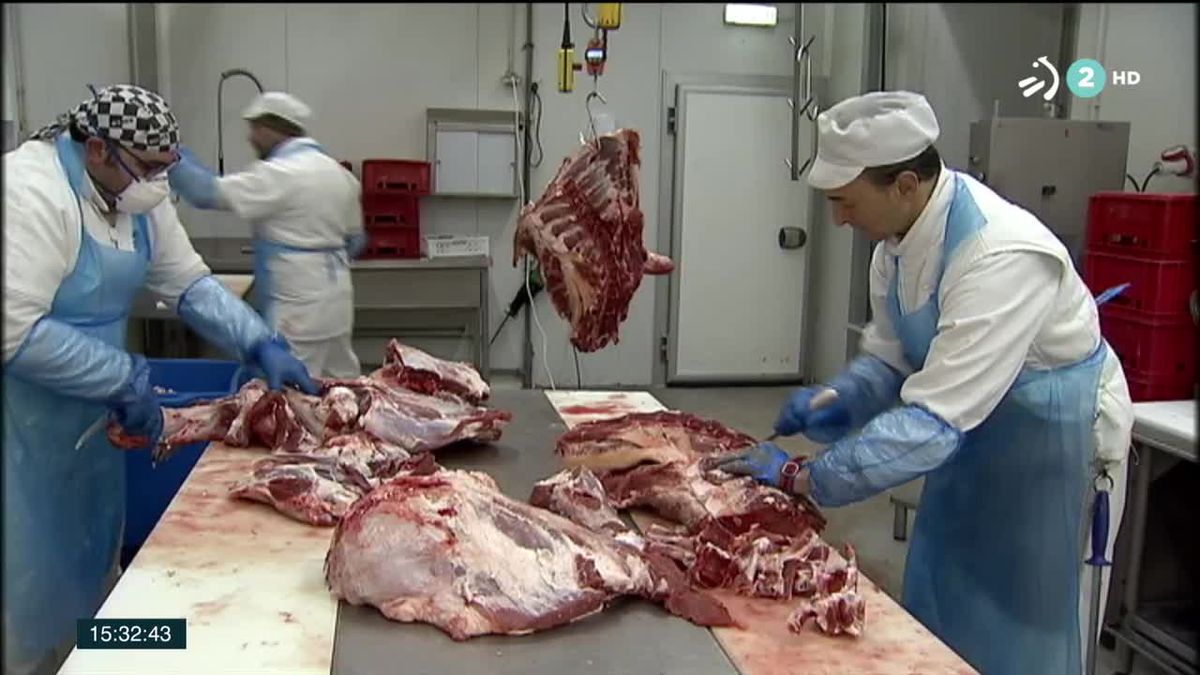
xmin=1083 ymin=192 xmax=1198 ymax=401
xmin=358 ymin=159 xmax=431 ymax=259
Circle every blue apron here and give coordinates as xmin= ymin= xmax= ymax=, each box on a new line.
xmin=251 ymin=140 xmax=349 ymax=327
xmin=894 ymin=173 xmax=1104 ymax=675
xmin=3 ymin=134 xmax=152 ymax=674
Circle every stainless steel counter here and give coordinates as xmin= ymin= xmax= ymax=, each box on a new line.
xmin=172 ymin=239 xmax=491 ymax=374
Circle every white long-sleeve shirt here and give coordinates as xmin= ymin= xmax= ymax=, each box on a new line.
xmin=3 ymin=139 xmax=210 ymax=362
xmin=213 ymin=137 xmax=363 ymax=342
xmin=859 ymin=166 xmax=1133 ymax=465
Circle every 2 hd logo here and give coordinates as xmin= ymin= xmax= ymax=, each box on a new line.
xmin=1019 ymin=56 xmax=1140 ymax=100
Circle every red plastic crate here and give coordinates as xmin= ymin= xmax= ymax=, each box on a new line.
xmin=360 ymin=226 xmax=420 ymax=259
xmin=361 ymin=160 xmax=431 ymax=195
xmin=362 ymin=193 xmax=420 ymax=221
xmin=1099 ymin=309 xmax=1196 ymax=382
xmin=1124 ymin=368 xmax=1196 ymax=402
xmin=363 ymin=209 xmax=419 ymax=231
xmin=1085 ymin=251 xmax=1197 ymax=317
xmin=1086 ymin=192 xmax=1197 ymax=259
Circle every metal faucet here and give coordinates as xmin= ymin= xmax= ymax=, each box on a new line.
xmin=217 ymin=69 xmax=265 ymax=175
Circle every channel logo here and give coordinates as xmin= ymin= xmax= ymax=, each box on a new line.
xmin=1018 ymin=56 xmax=1060 ymax=101
xmin=1019 ymin=56 xmax=1141 ymax=100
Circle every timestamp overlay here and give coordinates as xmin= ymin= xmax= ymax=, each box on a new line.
xmin=77 ymin=619 xmax=187 ymax=650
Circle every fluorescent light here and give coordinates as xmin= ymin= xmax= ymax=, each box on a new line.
xmin=724 ymin=4 xmax=778 ymax=27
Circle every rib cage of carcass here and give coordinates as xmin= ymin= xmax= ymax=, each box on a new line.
xmin=514 ymin=129 xmax=675 ymax=352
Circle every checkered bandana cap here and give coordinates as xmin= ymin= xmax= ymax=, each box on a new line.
xmin=30 ymin=84 xmax=179 ymax=153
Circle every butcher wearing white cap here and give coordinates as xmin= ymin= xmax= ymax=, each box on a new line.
xmin=719 ymin=91 xmax=1133 ymax=675
xmin=169 ymin=91 xmax=365 ymax=377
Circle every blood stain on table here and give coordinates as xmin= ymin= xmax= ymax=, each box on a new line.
xmin=560 ymin=404 xmax=623 ymax=415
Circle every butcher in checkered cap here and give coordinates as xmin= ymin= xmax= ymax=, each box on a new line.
xmin=3 ymin=84 xmax=318 ymax=675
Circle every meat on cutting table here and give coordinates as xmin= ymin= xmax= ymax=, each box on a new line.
xmin=325 ymin=469 xmax=733 ymax=640
xmin=108 ymin=368 xmax=511 ymax=461
xmin=231 ymin=452 xmax=438 ymax=527
xmin=370 ymin=339 xmax=491 ymax=404
xmin=555 ymin=410 xmax=759 ymax=471
xmin=513 ymin=129 xmax=675 ymax=353
xmin=549 ymin=410 xmax=863 ymax=637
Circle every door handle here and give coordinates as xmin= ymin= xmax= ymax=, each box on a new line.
xmin=779 ymin=227 xmax=807 ymax=249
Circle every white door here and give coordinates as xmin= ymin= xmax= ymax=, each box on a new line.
xmin=668 ymin=85 xmax=811 ymax=383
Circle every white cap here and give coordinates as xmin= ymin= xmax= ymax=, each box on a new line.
xmin=807 ymin=91 xmax=940 ymax=191
xmin=242 ymin=92 xmax=312 ymax=129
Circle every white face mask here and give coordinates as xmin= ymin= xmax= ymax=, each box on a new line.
xmin=114 ymin=175 xmax=170 ymax=214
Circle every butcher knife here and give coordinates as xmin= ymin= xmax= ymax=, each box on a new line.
xmin=762 ymin=387 xmax=839 ymax=443
xmin=75 ymin=413 xmax=110 ymax=451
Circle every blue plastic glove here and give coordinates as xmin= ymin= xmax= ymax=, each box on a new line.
xmin=775 ymin=387 xmax=853 ymax=442
xmin=715 ymin=442 xmax=790 ymax=489
xmin=249 ymin=336 xmax=320 ymax=395
xmin=107 ymin=354 xmax=164 ymax=449
xmin=776 ymin=354 xmax=905 ymax=444
xmin=177 ymin=275 xmax=273 ymax=362
xmin=168 ymin=146 xmax=222 ymax=210
xmin=6 ymin=316 xmax=135 ymax=401
xmin=807 ymin=404 xmax=964 ymax=508
xmin=345 ymin=231 xmax=368 ymax=260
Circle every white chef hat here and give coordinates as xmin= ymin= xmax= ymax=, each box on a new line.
xmin=242 ymin=92 xmax=313 ymax=130
xmin=807 ymin=91 xmax=940 ymax=190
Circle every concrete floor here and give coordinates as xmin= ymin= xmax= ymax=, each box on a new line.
xmin=508 ymin=381 xmax=1167 ymax=675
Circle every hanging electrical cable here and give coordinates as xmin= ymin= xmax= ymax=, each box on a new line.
xmin=512 ymin=78 xmax=555 ymax=390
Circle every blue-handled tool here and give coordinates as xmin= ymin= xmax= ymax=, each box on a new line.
xmin=763 ymin=388 xmax=839 ymax=443
xmin=1084 ymin=473 xmax=1113 ymax=675
xmin=1094 ymin=282 xmax=1131 ymax=308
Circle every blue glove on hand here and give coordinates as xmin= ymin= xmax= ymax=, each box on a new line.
xmin=774 ymin=387 xmax=851 ymax=443
xmin=108 ymin=355 xmax=164 ymax=449
xmin=250 ymin=337 xmax=320 ymax=395
xmin=716 ymin=442 xmax=790 ymax=489
xmin=168 ymin=146 xmax=221 ymax=210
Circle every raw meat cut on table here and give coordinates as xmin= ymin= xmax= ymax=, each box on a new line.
xmin=786 ymin=545 xmax=867 ymax=637
xmin=231 ymin=453 xmax=438 ymax=527
xmin=556 ymin=410 xmax=759 ymax=472
xmin=600 ymin=461 xmax=827 ymax=537
xmin=325 ymin=469 xmax=734 ymax=639
xmin=107 ymin=374 xmax=511 ymax=461
xmin=529 ymin=466 xmax=630 ymax=536
xmin=513 ymin=129 xmax=675 ymax=352
xmin=371 ymin=339 xmax=490 ymax=404
xmin=105 ymin=341 xmax=508 ymax=527
xmin=555 ymin=411 xmax=826 ymax=535
xmin=549 ymin=410 xmax=862 ymax=637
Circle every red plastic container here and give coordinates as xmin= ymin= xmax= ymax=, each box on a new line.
xmin=360 ymin=226 xmax=420 ymax=259
xmin=363 ymin=209 xmax=419 ymax=230
xmin=1124 ymin=368 xmax=1196 ymax=402
xmin=362 ymin=193 xmax=420 ymax=222
xmin=1099 ymin=309 xmax=1196 ymax=382
xmin=1086 ymin=192 xmax=1197 ymax=259
xmin=1084 ymin=251 xmax=1197 ymax=317
xmin=361 ymin=160 xmax=431 ymax=195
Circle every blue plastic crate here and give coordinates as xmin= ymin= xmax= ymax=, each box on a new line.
xmin=122 ymin=359 xmax=243 ymax=566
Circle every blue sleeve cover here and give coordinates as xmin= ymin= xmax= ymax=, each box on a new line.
xmin=827 ymin=354 xmax=906 ymax=429
xmin=177 ymin=275 xmax=273 ymax=361
xmin=807 ymin=404 xmax=964 ymax=508
xmin=5 ymin=317 xmax=133 ymax=401
xmin=168 ymin=150 xmax=222 ymax=210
